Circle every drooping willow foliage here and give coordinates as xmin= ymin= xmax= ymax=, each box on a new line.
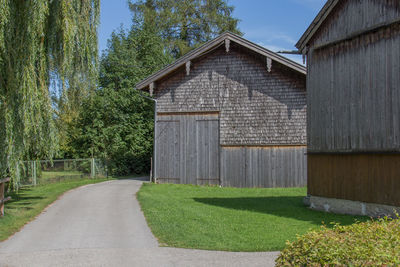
xmin=0 ymin=0 xmax=100 ymax=184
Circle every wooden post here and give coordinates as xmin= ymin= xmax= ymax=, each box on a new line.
xmin=91 ymin=158 xmax=95 ymax=178
xmin=153 ymin=101 xmax=157 ymax=183
xmin=33 ymin=161 xmax=37 ymax=186
xmin=0 ymin=177 xmax=11 ymax=216
xmin=150 ymin=157 xmax=153 ymax=182
xmin=15 ymin=162 xmax=20 ymax=189
xmin=135 ymin=92 xmax=157 ymax=183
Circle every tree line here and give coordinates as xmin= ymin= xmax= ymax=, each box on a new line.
xmin=0 ymin=0 xmax=241 ymax=181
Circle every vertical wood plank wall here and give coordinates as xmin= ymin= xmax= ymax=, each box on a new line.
xmin=156 ymin=113 xmax=307 ymax=188
xmin=156 ymin=120 xmax=181 ymax=183
xmin=221 ymin=146 xmax=307 ymax=188
xmin=307 ymin=2 xmax=400 ymax=152
xmin=304 ymin=0 xmax=400 ymax=206
xmin=308 ymin=154 xmax=400 ymax=207
xmin=155 ymin=113 xmax=220 ymax=185
xmin=196 ymin=119 xmax=220 ymax=185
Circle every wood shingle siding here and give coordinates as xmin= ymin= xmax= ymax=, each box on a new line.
xmin=139 ymin=32 xmax=307 ymax=188
xmin=155 ymin=45 xmax=306 ymax=146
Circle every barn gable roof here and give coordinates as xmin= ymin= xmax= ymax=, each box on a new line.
xmin=296 ymin=0 xmax=339 ymax=53
xmin=136 ymin=32 xmax=306 ymax=91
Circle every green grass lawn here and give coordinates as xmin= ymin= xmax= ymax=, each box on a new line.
xmin=0 ymin=178 xmax=110 ymax=241
xmin=137 ymin=183 xmax=369 ymax=252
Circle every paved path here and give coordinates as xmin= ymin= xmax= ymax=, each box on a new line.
xmin=0 ymin=179 xmax=279 ymax=267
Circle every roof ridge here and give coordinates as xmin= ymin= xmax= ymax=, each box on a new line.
xmin=137 ymin=32 xmax=306 ymax=90
xmin=296 ymin=0 xmax=340 ymax=52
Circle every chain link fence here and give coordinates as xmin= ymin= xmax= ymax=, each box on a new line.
xmin=15 ymin=159 xmax=107 ymax=189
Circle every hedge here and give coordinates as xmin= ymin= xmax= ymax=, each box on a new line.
xmin=276 ymin=216 xmax=400 ymax=266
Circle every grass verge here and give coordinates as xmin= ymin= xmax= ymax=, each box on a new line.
xmin=137 ymin=183 xmax=368 ymax=252
xmin=41 ymin=171 xmax=84 ymax=179
xmin=0 ymin=178 xmax=110 ymax=241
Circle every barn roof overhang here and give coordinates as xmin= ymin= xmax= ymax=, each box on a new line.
xmin=136 ymin=32 xmax=306 ymax=91
xmin=296 ymin=0 xmax=339 ymax=53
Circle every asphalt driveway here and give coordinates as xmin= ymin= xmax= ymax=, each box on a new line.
xmin=0 ymin=178 xmax=279 ymax=267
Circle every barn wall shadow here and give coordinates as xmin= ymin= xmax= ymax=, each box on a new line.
xmin=193 ymin=196 xmax=368 ymax=226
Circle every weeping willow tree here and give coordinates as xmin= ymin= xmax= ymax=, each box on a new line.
xmin=0 ymin=0 xmax=100 ymax=185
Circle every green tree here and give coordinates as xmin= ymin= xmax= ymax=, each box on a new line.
xmin=73 ymin=0 xmax=241 ymax=175
xmin=0 ymin=1 xmax=99 ymax=184
xmin=73 ymin=22 xmax=171 ymax=175
xmin=73 ymin=87 xmax=154 ymax=175
xmin=129 ymin=0 xmax=242 ymax=58
xmin=99 ymin=24 xmax=172 ymax=90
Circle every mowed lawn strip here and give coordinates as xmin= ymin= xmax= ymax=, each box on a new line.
xmin=137 ymin=183 xmax=368 ymax=252
xmin=0 ymin=178 xmax=110 ymax=241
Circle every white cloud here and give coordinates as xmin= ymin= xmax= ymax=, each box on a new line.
xmin=244 ymin=27 xmax=297 ymax=46
xmin=257 ymin=43 xmax=287 ymax=53
xmin=282 ymin=54 xmax=305 ymax=66
xmin=237 ymin=24 xmax=305 ymax=66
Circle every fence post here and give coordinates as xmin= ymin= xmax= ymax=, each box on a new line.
xmin=0 ymin=178 xmax=11 ymax=216
xmin=33 ymin=160 xmax=37 ymax=186
xmin=150 ymin=157 xmax=153 ymax=182
xmin=91 ymin=158 xmax=95 ymax=178
xmin=15 ymin=162 xmax=20 ymax=190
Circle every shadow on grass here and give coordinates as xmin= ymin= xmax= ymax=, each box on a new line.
xmin=7 ymin=195 xmax=44 ymax=202
xmin=6 ymin=188 xmax=44 ymax=208
xmin=194 ymin=196 xmax=369 ymax=226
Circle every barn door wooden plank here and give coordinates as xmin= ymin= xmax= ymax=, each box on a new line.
xmin=155 ymin=120 xmax=180 ymax=183
xmin=196 ymin=119 xmax=220 ymax=185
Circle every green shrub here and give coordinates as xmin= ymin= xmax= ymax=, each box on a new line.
xmin=72 ymin=87 xmax=154 ymax=175
xmin=276 ymin=217 xmax=400 ymax=266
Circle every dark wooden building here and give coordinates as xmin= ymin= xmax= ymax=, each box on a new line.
xmin=297 ymin=0 xmax=400 ymax=215
xmin=138 ymin=32 xmax=307 ymax=188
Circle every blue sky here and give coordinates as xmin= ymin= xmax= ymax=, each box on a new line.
xmin=99 ymin=0 xmax=326 ymax=64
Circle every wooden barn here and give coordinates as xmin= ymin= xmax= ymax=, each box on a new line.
xmin=297 ymin=0 xmax=400 ymax=215
xmin=137 ymin=32 xmax=307 ymax=188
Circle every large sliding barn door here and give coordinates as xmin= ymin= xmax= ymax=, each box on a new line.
xmin=155 ymin=113 xmax=220 ymax=185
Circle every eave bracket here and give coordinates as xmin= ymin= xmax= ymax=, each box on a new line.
xmin=225 ymin=39 xmax=230 ymax=53
xmin=266 ymin=57 xmax=272 ymax=72
xmin=149 ymin=82 xmax=155 ymax=96
xmin=186 ymin=61 xmax=191 ymax=76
